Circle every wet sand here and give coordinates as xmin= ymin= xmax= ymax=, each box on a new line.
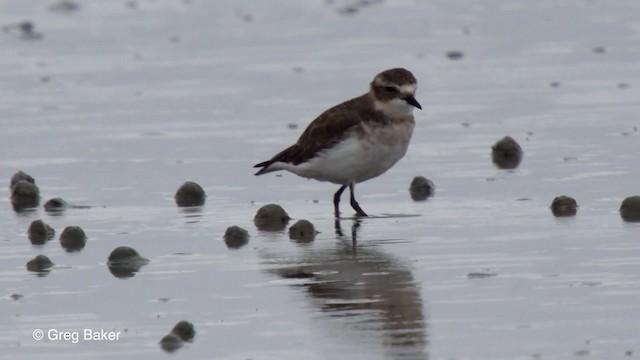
xmin=1 ymin=1 xmax=640 ymax=359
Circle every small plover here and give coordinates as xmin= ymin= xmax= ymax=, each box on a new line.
xmin=254 ymin=68 xmax=421 ymax=217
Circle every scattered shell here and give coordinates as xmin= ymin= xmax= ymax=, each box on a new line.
xmin=288 ymin=219 xmax=317 ymax=243
xmin=254 ymin=204 xmax=290 ymax=231
xmin=174 ymin=181 xmax=206 ymax=207
xmin=28 ymin=219 xmax=55 ymax=245
xmin=59 ymin=226 xmax=87 ymax=252
xmin=550 ymin=195 xmax=578 ymax=217
xmin=223 ymin=226 xmax=250 ymax=249
xmin=409 ymin=176 xmax=435 ymax=201
xmin=491 ymin=136 xmax=523 ymax=169
xmin=619 ymin=196 xmax=640 ymax=222
xmin=26 ymin=255 xmax=54 ymax=273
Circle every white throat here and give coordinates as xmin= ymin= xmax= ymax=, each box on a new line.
xmin=374 ymin=98 xmax=415 ymax=118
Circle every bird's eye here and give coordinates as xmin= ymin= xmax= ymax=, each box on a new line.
xmin=383 ymin=86 xmax=396 ymax=93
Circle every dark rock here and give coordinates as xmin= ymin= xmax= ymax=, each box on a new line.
xmin=550 ymin=195 xmax=578 ymax=217
xmin=11 ymin=180 xmax=40 ymax=211
xmin=28 ymin=219 xmax=55 ymax=245
xmin=26 ymin=255 xmax=54 ymax=272
xmin=10 ymin=170 xmax=35 ymax=189
xmin=288 ymin=219 xmax=316 ymax=243
xmin=174 ymin=181 xmax=206 ymax=207
xmin=223 ymin=226 xmax=249 ymax=249
xmin=409 ymin=176 xmax=435 ymax=201
xmin=171 ymin=321 xmax=195 ymax=342
xmin=159 ymin=333 xmax=182 ymax=352
xmin=107 ymin=246 xmax=149 ymax=278
xmin=254 ymin=204 xmax=290 ymax=231
xmin=44 ymin=197 xmax=68 ymax=212
xmin=620 ymin=196 xmax=640 ymax=222
xmin=491 ymin=136 xmax=523 ymax=169
xmin=59 ymin=226 xmax=87 ymax=252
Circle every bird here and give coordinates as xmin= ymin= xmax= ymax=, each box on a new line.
xmin=254 ymin=68 xmax=421 ymax=218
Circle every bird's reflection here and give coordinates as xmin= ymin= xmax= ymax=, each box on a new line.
xmin=265 ymin=218 xmax=428 ymax=359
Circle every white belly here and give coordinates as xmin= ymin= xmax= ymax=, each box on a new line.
xmin=290 ymin=120 xmax=414 ymax=185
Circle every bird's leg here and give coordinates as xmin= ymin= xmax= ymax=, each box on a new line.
xmin=333 ymin=185 xmax=348 ymax=218
xmin=349 ymin=183 xmax=368 ymax=217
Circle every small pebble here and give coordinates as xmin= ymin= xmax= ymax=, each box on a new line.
xmin=44 ymin=197 xmax=68 ymax=212
xmin=491 ymin=136 xmax=523 ymax=169
xmin=550 ymin=195 xmax=578 ymax=217
xmin=254 ymin=204 xmax=290 ymax=231
xmin=409 ymin=176 xmax=435 ymax=201
xmin=59 ymin=226 xmax=87 ymax=252
xmin=11 ymin=180 xmax=40 ymax=211
xmin=28 ymin=219 xmax=55 ymax=245
xmin=446 ymin=50 xmax=464 ymax=60
xmin=619 ymin=196 xmax=640 ymax=222
xmin=174 ymin=181 xmax=206 ymax=207
xmin=288 ymin=219 xmax=317 ymax=243
xmin=223 ymin=226 xmax=250 ymax=249
xmin=26 ymin=255 xmax=54 ymax=272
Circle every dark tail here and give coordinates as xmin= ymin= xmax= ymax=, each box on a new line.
xmin=253 ymin=160 xmax=275 ymax=176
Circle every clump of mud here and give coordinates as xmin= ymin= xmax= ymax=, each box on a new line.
xmin=26 ymin=255 xmax=54 ymax=274
xmin=107 ymin=246 xmax=149 ymax=278
xmin=59 ymin=226 xmax=87 ymax=252
xmin=619 ymin=196 xmax=640 ymax=222
xmin=10 ymin=171 xmax=40 ymax=211
xmin=409 ymin=176 xmax=435 ymax=201
xmin=491 ymin=136 xmax=523 ymax=169
xmin=160 ymin=320 xmax=195 ymax=353
xmin=288 ymin=219 xmax=317 ymax=243
xmin=174 ymin=181 xmax=206 ymax=207
xmin=223 ymin=226 xmax=250 ymax=249
xmin=550 ymin=195 xmax=578 ymax=217
xmin=254 ymin=204 xmax=290 ymax=231
xmin=28 ymin=219 xmax=55 ymax=245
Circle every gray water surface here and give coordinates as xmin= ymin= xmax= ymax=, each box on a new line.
xmin=1 ymin=1 xmax=639 ymax=359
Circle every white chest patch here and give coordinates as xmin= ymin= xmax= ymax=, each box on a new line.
xmin=289 ymin=119 xmax=415 ymax=185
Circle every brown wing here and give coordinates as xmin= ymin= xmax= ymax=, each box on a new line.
xmin=254 ymin=94 xmax=373 ymax=173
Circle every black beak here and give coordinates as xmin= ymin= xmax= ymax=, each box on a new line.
xmin=404 ymin=95 xmax=422 ymax=110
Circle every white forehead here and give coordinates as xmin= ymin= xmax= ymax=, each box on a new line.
xmin=398 ymin=84 xmax=417 ymax=93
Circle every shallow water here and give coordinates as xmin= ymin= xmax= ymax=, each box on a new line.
xmin=1 ymin=1 xmax=640 ymax=359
